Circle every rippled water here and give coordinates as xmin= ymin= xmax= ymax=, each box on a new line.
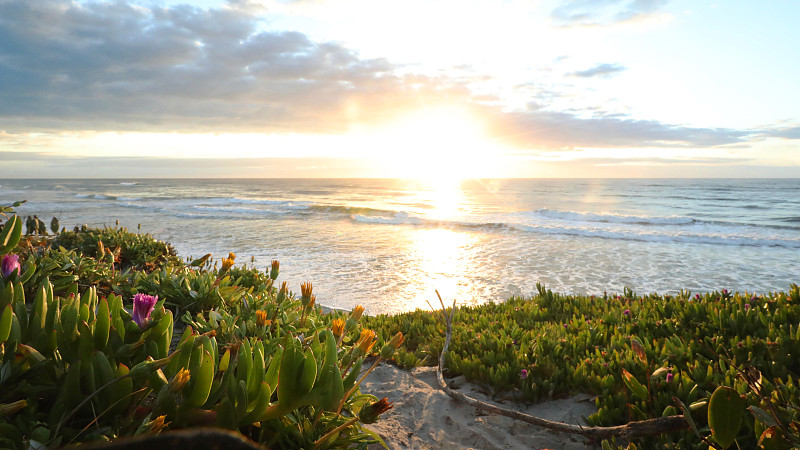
xmin=2 ymin=178 xmax=799 ymax=314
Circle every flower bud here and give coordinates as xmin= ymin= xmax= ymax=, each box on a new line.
xmin=169 ymin=368 xmax=191 ymax=394
xmin=345 ymin=305 xmax=364 ymax=331
xmin=358 ymin=398 xmax=393 ymax=424
xmin=276 ymin=281 xmax=288 ymax=304
xmin=300 ymin=282 xmax=313 ymax=307
xmin=270 ymin=260 xmax=280 ymax=280
xmin=1 ymin=254 xmax=20 ymax=279
xmin=380 ymin=332 xmax=405 ymax=360
xmin=132 ymin=293 xmax=158 ymax=329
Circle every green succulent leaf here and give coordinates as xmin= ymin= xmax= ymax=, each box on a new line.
xmin=708 ymin=386 xmax=744 ymax=449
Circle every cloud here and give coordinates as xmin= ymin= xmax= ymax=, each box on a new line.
xmin=551 ymin=0 xmax=669 ymax=27
xmin=483 ymin=104 xmax=754 ymax=150
xmin=759 ymin=126 xmax=800 ymax=140
xmin=568 ymin=63 xmax=626 ymax=78
xmin=0 ymin=0 xmax=794 ymax=160
xmin=0 ymin=0 xmax=453 ymax=133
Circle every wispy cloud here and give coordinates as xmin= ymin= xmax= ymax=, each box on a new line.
xmin=551 ymin=0 xmax=670 ymax=27
xmin=568 ymin=63 xmax=626 ymax=78
xmin=484 ymin=104 xmax=754 ymax=150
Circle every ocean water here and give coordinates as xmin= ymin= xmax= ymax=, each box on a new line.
xmin=2 ymin=178 xmax=799 ymax=315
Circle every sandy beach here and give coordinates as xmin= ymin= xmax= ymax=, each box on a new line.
xmin=363 ymin=363 xmax=598 ymax=450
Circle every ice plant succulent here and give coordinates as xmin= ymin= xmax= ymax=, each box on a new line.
xmin=1 ymin=254 xmax=20 ymax=279
xmin=132 ymin=293 xmax=158 ymax=329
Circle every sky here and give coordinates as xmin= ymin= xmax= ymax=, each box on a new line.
xmin=1 ymin=0 xmax=799 ymax=178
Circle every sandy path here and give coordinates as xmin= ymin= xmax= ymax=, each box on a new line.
xmin=362 ymin=364 xmax=599 ymax=450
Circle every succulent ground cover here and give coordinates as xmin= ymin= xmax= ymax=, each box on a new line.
xmin=364 ymin=285 xmax=800 ymax=448
xmin=0 ymin=212 xmax=401 ymax=449
xmin=2 ymin=205 xmax=799 ymax=449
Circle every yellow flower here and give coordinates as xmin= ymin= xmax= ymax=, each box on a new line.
xmin=331 ymin=318 xmax=345 ymax=338
xmin=255 ymin=310 xmax=269 ymax=327
xmin=355 ymin=328 xmax=377 ymax=356
xmin=221 ymin=252 xmax=236 ymax=272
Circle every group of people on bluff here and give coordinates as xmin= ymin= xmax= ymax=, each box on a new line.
xmin=25 ymin=215 xmax=60 ymax=236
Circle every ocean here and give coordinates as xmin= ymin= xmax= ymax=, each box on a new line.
xmin=2 ymin=178 xmax=799 ymax=315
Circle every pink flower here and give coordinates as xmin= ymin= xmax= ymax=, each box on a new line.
xmin=623 ymin=309 xmax=630 ymax=316
xmin=520 ymin=369 xmax=528 ymax=379
xmin=132 ymin=293 xmax=158 ymax=329
xmin=1 ymin=254 xmax=20 ymax=279
xmin=666 ymin=372 xmax=674 ymax=383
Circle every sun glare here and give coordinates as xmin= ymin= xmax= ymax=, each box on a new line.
xmin=403 ymin=227 xmax=473 ymax=311
xmin=366 ymin=107 xmax=505 ymax=179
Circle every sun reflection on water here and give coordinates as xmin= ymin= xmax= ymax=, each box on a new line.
xmin=402 ymin=227 xmax=474 ymax=311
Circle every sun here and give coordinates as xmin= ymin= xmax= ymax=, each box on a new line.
xmin=364 ymin=107 xmax=505 ymax=179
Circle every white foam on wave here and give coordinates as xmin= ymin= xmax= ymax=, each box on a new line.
xmin=351 ymin=211 xmax=424 ymax=225
xmin=533 ymin=208 xmax=694 ymax=225
xmin=508 ymin=223 xmax=800 ymax=248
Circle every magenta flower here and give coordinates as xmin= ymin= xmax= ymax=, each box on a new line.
xmin=132 ymin=293 xmax=158 ymax=329
xmin=520 ymin=369 xmax=528 ymax=379
xmin=666 ymin=372 xmax=674 ymax=383
xmin=1 ymin=254 xmax=20 ymax=279
xmin=744 ymin=303 xmax=751 ymax=311
xmin=623 ymin=309 xmax=630 ymax=316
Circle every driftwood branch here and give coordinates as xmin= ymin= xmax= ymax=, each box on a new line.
xmin=434 ymin=298 xmax=689 ymax=442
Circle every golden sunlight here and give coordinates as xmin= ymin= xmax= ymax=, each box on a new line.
xmin=365 ymin=107 xmax=506 ymax=179
xmin=403 ymin=227 xmax=473 ymax=311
